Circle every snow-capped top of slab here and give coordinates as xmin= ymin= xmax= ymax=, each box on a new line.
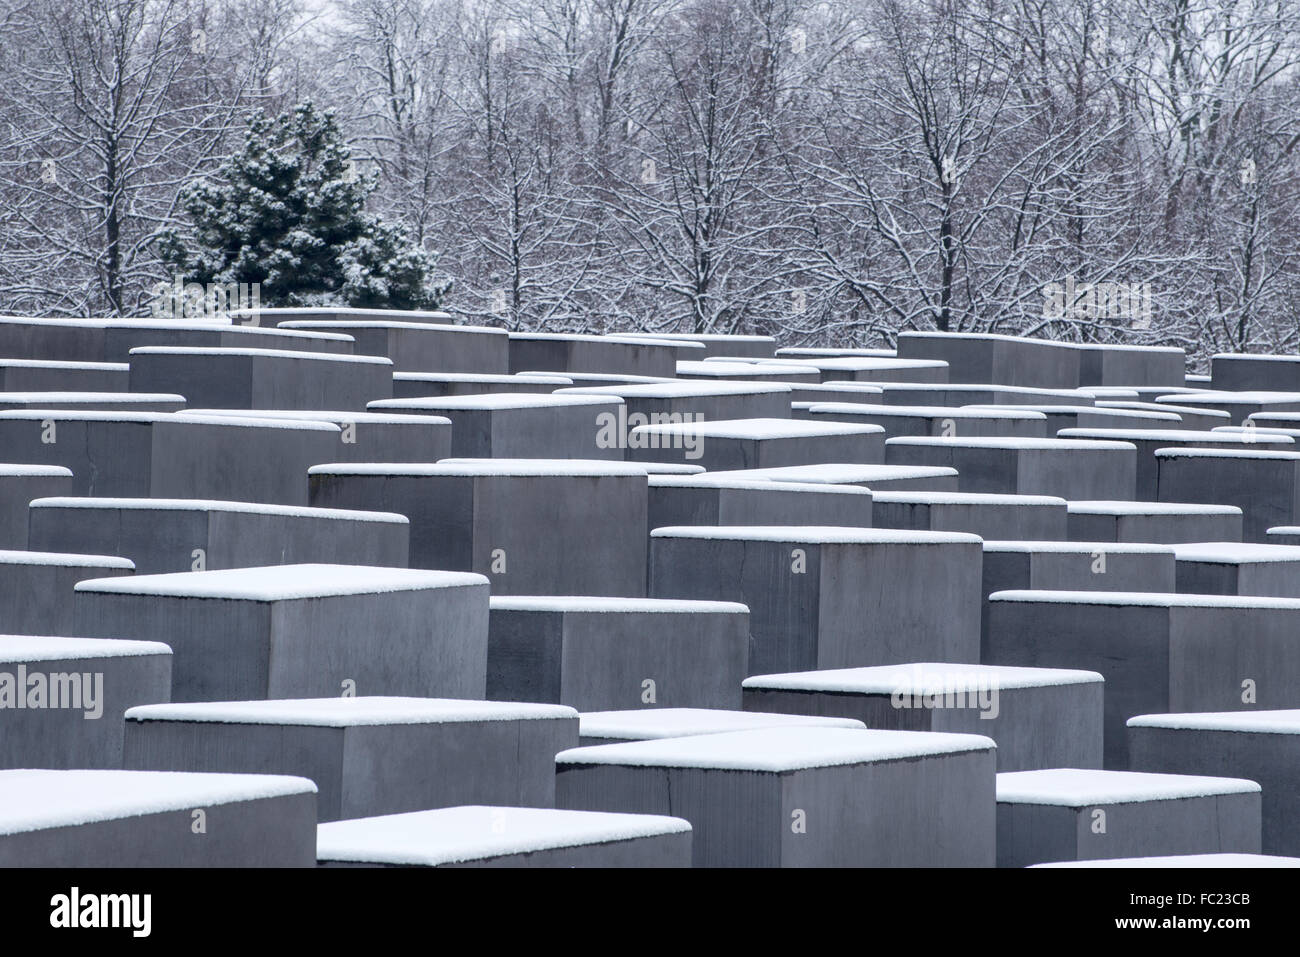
xmin=74 ymin=564 xmax=487 ymax=600
xmin=1098 ymin=400 xmax=1231 ymax=417
xmin=873 ymin=382 xmax=1089 ymax=398
xmin=778 ymin=347 xmax=895 ymax=357
xmin=393 ymin=372 xmax=569 ymax=383
xmin=370 ymin=393 xmax=620 ymax=410
xmin=0 ymin=549 xmax=133 ymax=569
xmin=490 ymin=596 xmax=747 ymax=614
xmin=1033 ymin=854 xmax=1300 ymax=868
xmin=648 ymin=475 xmax=871 ymax=495
xmin=556 ymin=726 xmax=993 ymax=771
xmin=0 ymin=465 xmax=72 ymax=477
xmin=164 ymin=412 xmax=339 ymax=432
xmin=871 ymin=491 xmax=1064 ymax=506
xmin=1154 ymin=446 xmax=1300 ymax=460
xmin=710 ymin=463 xmax=957 ymax=484
xmin=983 ymin=540 xmax=1174 ymax=555
xmin=0 ymin=359 xmax=126 ymax=370
xmin=742 ymin=663 xmax=1102 ymax=694
xmin=898 ymin=330 xmax=1066 ymax=345
xmin=436 ymin=457 xmax=691 ymax=475
xmin=578 ymin=708 xmax=865 ymax=740
xmin=676 ymin=361 xmax=809 ymax=377
xmin=996 ymin=768 xmax=1259 ymax=806
xmin=107 ymin=320 xmax=356 ymax=342
xmin=628 ymin=417 xmax=883 ymax=438
xmin=644 ymin=332 xmax=777 ymax=344
xmin=0 ymin=392 xmax=183 ymax=404
xmin=315 ymin=805 xmax=691 ymax=865
xmin=0 ymin=635 xmax=170 ymax=662
xmin=1270 ymin=526 xmax=1300 ymax=535
xmin=308 ymin=460 xmax=647 ymax=477
xmin=1173 ymin=542 xmax=1300 ymax=564
xmin=1067 ymin=500 xmax=1241 ymax=515
xmin=884 ymin=436 xmax=1135 ymax=451
xmin=0 ymin=410 xmax=166 ymax=423
xmin=126 ymin=696 xmax=574 ymax=727
xmin=651 ymin=525 xmax=981 ymax=545
xmin=989 ymin=589 xmax=1300 ymax=609
xmin=557 ymin=382 xmax=792 ymax=398
xmin=183 ymin=409 xmax=449 ymax=426
xmin=783 ymin=357 xmax=948 ymax=371
xmin=1214 ymin=426 xmax=1300 ymax=437
xmin=1079 ymin=388 xmax=1142 ymax=398
xmin=1127 ymin=710 xmax=1300 ymax=734
xmin=968 ymin=403 xmax=1170 ymax=417
xmin=244 ymin=305 xmax=456 ymax=322
xmin=1248 ymin=412 xmax=1300 ymax=424
xmin=0 ymin=315 xmax=149 ymax=329
xmin=1212 ymin=353 xmax=1300 ymax=363
xmin=29 ymin=496 xmax=408 ymax=523
xmin=809 ymin=403 xmax=1046 ymax=420
xmin=276 ymin=319 xmax=499 ymax=334
xmin=1058 ymin=427 xmax=1286 ymax=443
xmin=0 ymin=769 xmax=316 ymax=836
xmin=128 ymin=346 xmax=392 ymax=364
xmin=1159 ymin=391 xmax=1300 ymax=404
xmin=790 ymin=383 xmax=885 ymax=393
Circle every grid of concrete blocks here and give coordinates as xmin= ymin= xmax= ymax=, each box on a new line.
xmin=4 ymin=313 xmax=1300 ymax=868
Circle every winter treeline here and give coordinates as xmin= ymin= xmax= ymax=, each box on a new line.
xmin=2 ymin=0 xmax=1300 ymax=361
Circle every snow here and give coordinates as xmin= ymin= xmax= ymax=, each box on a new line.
xmin=243 ymin=306 xmax=456 ymax=322
xmin=74 ymin=563 xmax=488 ymax=601
xmin=1099 ymin=401 xmax=1230 ymax=418
xmin=490 ymin=597 xmax=747 ymax=614
xmin=437 ymin=457 xmax=692 ymax=475
xmin=29 ymin=496 xmax=408 ymax=524
xmin=393 ymin=372 xmax=569 ymax=383
xmin=1154 ymin=447 xmax=1300 ymax=459
xmin=870 ymin=382 xmax=1089 ymax=398
xmin=989 ymin=589 xmax=1300 ymax=609
xmin=0 ymin=465 xmax=71 ymax=477
xmin=676 ymin=361 xmax=814 ymax=377
xmin=968 ymin=404 xmax=1180 ymax=422
xmin=808 ymin=403 xmax=1046 ymax=420
xmin=127 ymin=346 xmax=391 ymax=365
xmin=0 ymin=316 xmax=121 ymax=329
xmin=645 ymin=333 xmax=776 ymax=343
xmin=0 ymin=635 xmax=170 ymax=662
xmin=1068 ymin=500 xmax=1241 ymax=515
xmin=1249 ymin=412 xmax=1300 ymax=423
xmin=1079 ymin=388 xmax=1141 ymax=398
xmin=165 ymin=412 xmax=339 ymax=432
xmin=578 ymin=708 xmax=865 ymax=740
xmin=106 ymin=320 xmax=355 ymax=343
xmin=1173 ymin=542 xmax=1300 ymax=564
xmin=711 ymin=463 xmax=957 ymax=484
xmin=884 ymin=436 xmax=1136 ymax=451
xmin=0 ymin=549 xmax=133 ymax=569
xmin=790 ymin=383 xmax=885 ymax=393
xmin=183 ymin=409 xmax=450 ymax=426
xmin=871 ymin=491 xmax=1064 ymax=506
xmin=648 ymin=475 xmax=871 ymax=495
xmin=983 ymin=540 xmax=1174 ymax=555
xmin=1057 ymin=428 xmax=1284 ymax=442
xmin=0 ymin=359 xmax=126 ymax=370
xmin=557 ymin=382 xmax=792 ymax=398
xmin=0 ymin=392 xmax=183 ymax=404
xmin=309 ymin=460 xmax=647 ymax=477
xmin=789 ymin=357 xmax=946 ymax=370
xmin=0 ymin=769 xmax=316 ymax=836
xmin=1127 ymin=710 xmax=1300 ymax=734
xmin=370 ymin=393 xmax=620 ymax=410
xmin=628 ymin=417 xmax=884 ymax=438
xmin=741 ymin=663 xmax=1103 ymax=694
xmin=556 ymin=726 xmax=994 ymax=771
xmin=651 ymin=525 xmax=982 ymax=545
xmin=1212 ymin=353 xmax=1300 ymax=363
xmin=1159 ymin=391 xmax=1300 ymax=404
xmin=1033 ymin=854 xmax=1300 ymax=868
xmin=126 ymin=696 xmax=575 ymax=727
xmin=315 ymin=805 xmax=691 ymax=865
xmin=276 ymin=319 xmax=500 ymax=334
xmin=996 ymin=768 xmax=1259 ymax=806
xmin=0 ymin=410 xmax=166 ymax=423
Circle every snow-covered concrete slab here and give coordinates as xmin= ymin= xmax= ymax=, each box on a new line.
xmin=768 ymin=356 xmax=949 ymax=384
xmin=626 ymin=417 xmax=885 ymax=470
xmin=785 ymin=383 xmax=887 ymax=406
xmin=803 ymin=402 xmax=1048 ymax=438
xmin=1067 ymin=499 xmax=1243 ymax=544
xmin=869 ymin=490 xmax=1067 ymax=540
xmin=508 ymin=332 xmax=680 ymax=378
xmin=392 ymin=372 xmax=571 ymax=398
xmin=576 ymin=707 xmax=865 ymax=745
xmin=1211 ymin=353 xmax=1300 ymax=393
xmin=556 ymin=726 xmax=996 ymax=866
xmin=180 ymin=408 xmax=452 ymax=463
xmin=873 ymin=382 xmax=1095 ymax=407
xmin=675 ymin=360 xmax=820 ymax=383
xmin=897 ymin=331 xmax=1082 ymax=389
xmin=1033 ymin=853 xmax=1300 ymax=867
xmin=1096 ymin=399 xmax=1230 ymax=431
xmin=1173 ymin=542 xmax=1300 ymax=597
xmin=0 ymin=411 xmax=166 ymax=497
xmin=74 ymin=564 xmax=489 ymax=702
xmin=706 ymin=462 xmax=959 ymax=492
xmin=124 ymin=697 xmax=577 ymax=821
xmin=1155 ymin=447 xmax=1300 ymax=541
xmin=0 ymin=392 xmax=185 ymax=412
xmin=650 ymin=526 xmax=982 ymax=673
xmin=0 ymin=358 xmax=129 ymax=393
xmin=1155 ymin=390 xmax=1300 ymax=425
xmin=639 ymin=332 xmax=777 ymax=359
xmin=0 ymin=549 xmax=133 ymax=635
xmin=276 ymin=319 xmax=511 ymax=373
xmin=742 ymin=662 xmax=1103 ymax=771
xmin=488 ymin=596 xmax=750 ymax=711
xmin=1071 ymin=343 xmax=1186 ymax=388
xmin=966 ymin=403 xmax=1181 ymax=432
xmin=647 ymin=475 xmax=873 ymax=532
xmin=556 ymin=381 xmax=793 ymax=422
xmin=317 ymin=805 xmax=692 ymax=867
xmin=0 ymin=465 xmax=72 ymax=547
xmin=996 ymin=768 xmax=1260 ymax=867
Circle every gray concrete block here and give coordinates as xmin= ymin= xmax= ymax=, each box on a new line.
xmin=996 ymin=768 xmax=1260 ymax=867
xmin=650 ymin=526 xmax=983 ymax=673
xmin=1128 ymin=711 xmax=1300 ymax=855
xmin=556 ymin=726 xmax=997 ymax=866
xmin=742 ymin=662 xmax=1103 ymax=771
xmin=0 ymin=412 xmax=163 ymax=496
xmin=627 ymin=417 xmax=885 ymax=470
xmin=509 ymin=333 xmax=679 ymax=378
xmin=676 ymin=360 xmax=821 ymax=383
xmin=0 ymin=769 xmax=317 ymax=867
xmin=128 ymin=346 xmax=393 ymax=410
xmin=1156 ymin=448 xmax=1300 ymax=541
xmin=706 ymin=462 xmax=959 ymax=492
xmin=124 ymin=697 xmax=577 ymax=821
xmin=277 ymin=319 xmax=510 ymax=373
xmin=760 ymin=356 xmax=949 ymax=384
xmin=316 ymin=805 xmax=693 ymax=867
xmin=969 ymin=404 xmax=1182 ymax=432
xmin=805 ymin=403 xmax=1048 ymax=438
xmin=647 ymin=476 xmax=873 ymax=532
xmin=0 ymin=465 xmax=73 ymax=548
xmin=986 ymin=590 xmax=1300 ymax=767
xmin=0 ymin=635 xmax=171 ymax=769
xmin=1067 ymin=500 xmax=1243 ymax=543
xmin=309 ymin=461 xmax=648 ymax=596
xmin=897 ymin=332 xmax=1081 ymax=389
xmin=0 ymin=549 xmax=134 ymax=635
xmin=556 ymin=381 xmax=793 ymax=422
xmin=392 ymin=372 xmax=570 ymax=397
xmin=0 ymin=392 xmax=185 ymax=412
xmin=875 ymin=382 xmax=1094 ymax=407
xmin=1033 ymin=852 xmax=1300 ymax=867
xmin=74 ymin=564 xmax=489 ymax=702
xmin=487 ymin=597 xmax=750 ymax=711
xmin=870 ymin=491 xmax=1067 ymax=540
xmin=576 ymin=707 xmax=865 ymax=746
xmin=786 ymin=383 xmax=886 ymax=405
xmin=1211 ymin=354 xmax=1300 ymax=392
xmin=1156 ymin=391 xmax=1300 ymax=425
xmin=1074 ymin=344 xmax=1186 ymax=387
xmin=1097 ymin=400 xmax=1230 ymax=431
xmin=181 ymin=409 xmax=452 ymax=463
xmin=637 ymin=332 xmax=777 ymax=358
xmin=0 ymin=359 xmax=129 ymax=393
xmin=1173 ymin=542 xmax=1300 ymax=597
xmin=886 ymin=436 xmax=1138 ymax=500
xmin=28 ymin=497 xmax=409 ymax=575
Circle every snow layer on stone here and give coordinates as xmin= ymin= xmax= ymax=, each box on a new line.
xmin=393 ymin=372 xmax=569 ymax=383
xmin=74 ymin=563 xmax=487 ymax=600
xmin=578 ymin=708 xmax=864 ymax=740
xmin=1067 ymin=500 xmax=1241 ymax=515
xmin=436 ymin=457 xmax=687 ymax=475
xmin=127 ymin=346 xmax=391 ymax=364
xmin=490 ymin=596 xmax=747 ymax=614
xmin=676 ymin=360 xmax=809 ymax=376
xmin=30 ymin=496 xmax=408 ymax=524
xmin=107 ymin=320 xmax=355 ymax=342
xmin=0 ymin=769 xmax=316 ymax=836
xmin=370 ymin=393 xmax=620 ymax=410
xmin=0 ymin=410 xmax=166 ymax=423
xmin=884 ymin=436 xmax=1136 ymax=451
xmin=316 ymin=805 xmax=690 ymax=865
xmin=870 ymin=491 xmax=1064 ymax=506
xmin=742 ymin=663 xmax=1102 ymax=694
xmin=184 ymin=408 xmax=450 ymax=426
xmin=1248 ymin=412 xmax=1300 ymax=423
xmin=1033 ymin=854 xmax=1300 ymax=868
xmin=1057 ymin=428 xmax=1284 ymax=443
xmin=644 ymin=332 xmax=776 ymax=344
xmin=310 ymin=460 xmax=646 ymax=478
xmin=0 ymin=359 xmax=126 ymax=370
xmin=557 ymin=382 xmax=791 ymax=398
xmin=1127 ymin=710 xmax=1300 ymax=734
xmin=1159 ymin=391 xmax=1300 ymax=404
xmin=1098 ymin=400 xmax=1230 ymax=417
xmin=1154 ymin=447 xmax=1300 ymax=460
xmin=0 ymin=465 xmax=72 ymax=477
xmin=809 ymin=403 xmax=1046 ymax=420
xmin=996 ymin=768 xmax=1259 ymax=806
xmin=166 ymin=412 xmax=338 ymax=432
xmin=556 ymin=726 xmax=993 ymax=771
xmin=711 ymin=464 xmax=957 ymax=484
xmin=983 ymin=540 xmax=1174 ymax=555
xmin=650 ymin=525 xmax=981 ymax=545
xmin=0 ymin=392 xmax=183 ymax=403
xmin=988 ymin=589 xmax=1300 ymax=609
xmin=1212 ymin=353 xmax=1300 ymax=363
xmin=126 ymin=696 xmax=575 ymax=727
xmin=0 ymin=635 xmax=170 ymax=662
xmin=968 ymin=404 xmax=1179 ymax=421
xmin=629 ymin=417 xmax=883 ymax=438
xmin=251 ymin=306 xmax=456 ymax=321
xmin=871 ymin=382 xmax=1089 ymax=398
xmin=1079 ymin=388 xmax=1142 ymax=398
xmin=648 ymin=475 xmax=871 ymax=495
xmin=1173 ymin=542 xmax=1300 ymax=564
xmin=276 ymin=319 xmax=495 ymax=334
xmin=0 ymin=549 xmax=133 ymax=569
